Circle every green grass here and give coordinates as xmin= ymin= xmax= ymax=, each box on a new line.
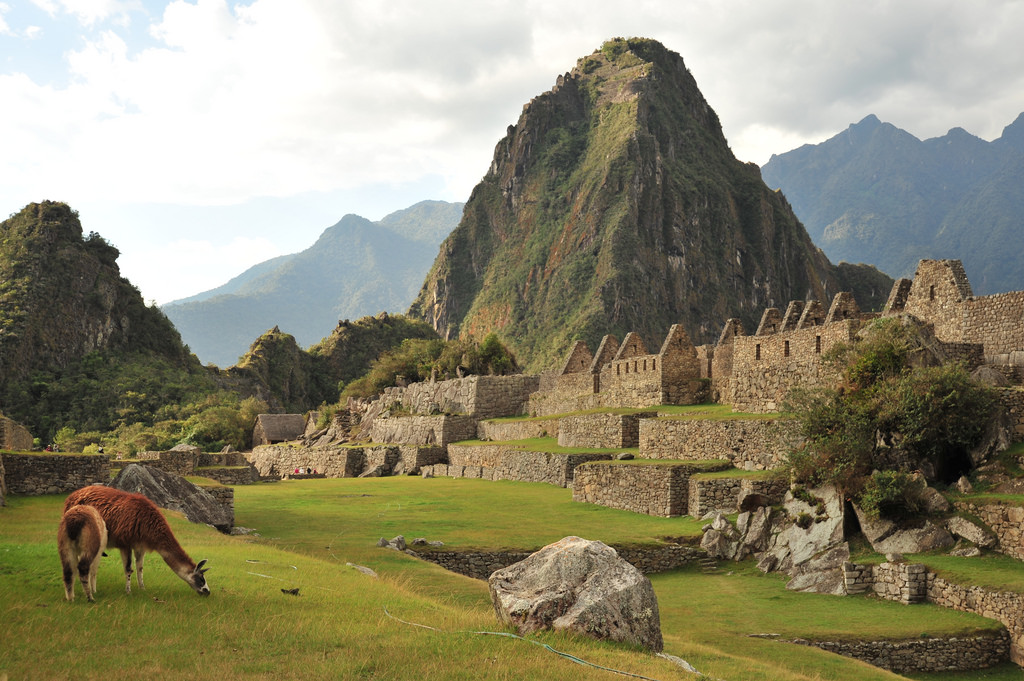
xmin=905 ymin=552 xmax=1024 ymax=593
xmin=0 ymin=478 xmax=1016 ymax=681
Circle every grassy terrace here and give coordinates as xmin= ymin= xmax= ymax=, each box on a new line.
xmin=2 ymin=477 xmax=1016 ymax=681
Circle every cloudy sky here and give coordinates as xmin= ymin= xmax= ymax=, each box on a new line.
xmin=3 ymin=0 xmax=1024 ymax=304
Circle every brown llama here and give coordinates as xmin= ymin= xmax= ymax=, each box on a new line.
xmin=63 ymin=486 xmax=210 ymax=596
xmin=57 ymin=504 xmax=107 ymax=602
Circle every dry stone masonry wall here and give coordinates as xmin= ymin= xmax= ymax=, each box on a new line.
xmin=572 ymin=461 xmax=730 ymax=517
xmin=379 ymin=375 xmax=540 ymax=419
xmin=798 ymin=632 xmax=1009 ymax=673
xmin=954 ymin=501 xmax=1024 ymax=561
xmin=367 ymin=415 xmax=478 ymax=447
xmin=440 ymin=446 xmax=613 ymax=487
xmin=413 ymin=543 xmax=703 ymax=580
xmin=639 ymin=418 xmax=797 ymax=470
xmin=557 ymin=412 xmax=656 ymax=449
xmin=477 ymin=418 xmax=559 ymax=441
xmin=0 ymin=453 xmax=109 ymax=495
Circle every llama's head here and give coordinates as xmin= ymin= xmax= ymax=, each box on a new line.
xmin=187 ymin=559 xmax=211 ymax=596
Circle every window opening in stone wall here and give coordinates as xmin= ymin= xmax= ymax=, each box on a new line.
xmin=643 ymin=359 xmax=647 ymax=371
xmin=634 ymin=360 xmax=638 ymax=373
xmin=815 ymin=335 xmax=821 ymax=354
xmin=616 ymin=364 xmax=620 ymax=375
xmin=929 ymin=285 xmax=935 ymax=301
xmin=784 ymin=340 xmax=790 ymax=357
xmin=652 ymin=359 xmax=656 ymax=370
xmin=755 ymin=344 xmax=761 ymax=360
xmin=625 ymin=362 xmax=629 ymax=373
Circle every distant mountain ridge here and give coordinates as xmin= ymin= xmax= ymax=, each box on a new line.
xmin=410 ymin=38 xmax=891 ymax=371
xmin=761 ymin=112 xmax=1024 ymax=294
xmin=163 ymin=200 xmax=463 ymax=368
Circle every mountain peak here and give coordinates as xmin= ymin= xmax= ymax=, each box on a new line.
xmin=410 ymin=38 xmax=889 ymax=369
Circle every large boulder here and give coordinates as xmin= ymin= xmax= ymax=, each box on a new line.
xmin=759 ymin=486 xmax=845 ymax=573
xmin=111 ymin=464 xmax=233 ymax=532
xmin=488 ymin=536 xmax=663 ymax=652
xmin=852 ymin=504 xmax=954 ymax=553
xmin=785 ymin=543 xmax=850 ymax=595
xmin=946 ymin=516 xmax=997 ymax=548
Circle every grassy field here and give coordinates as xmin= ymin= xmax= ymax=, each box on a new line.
xmin=1 ymin=477 xmax=1020 ymax=680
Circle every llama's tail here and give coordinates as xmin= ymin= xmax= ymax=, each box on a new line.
xmin=62 ymin=513 xmax=88 ymax=542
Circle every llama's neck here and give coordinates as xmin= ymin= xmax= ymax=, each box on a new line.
xmin=156 ymin=538 xmax=195 ymax=577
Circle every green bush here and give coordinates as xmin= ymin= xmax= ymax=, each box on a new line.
xmin=860 ymin=470 xmax=921 ymax=520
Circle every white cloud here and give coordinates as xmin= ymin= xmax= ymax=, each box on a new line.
xmin=123 ymin=234 xmax=286 ymax=304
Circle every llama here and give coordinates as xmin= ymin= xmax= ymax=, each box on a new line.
xmin=57 ymin=504 xmax=108 ymax=602
xmin=63 ymin=486 xmax=210 ymax=596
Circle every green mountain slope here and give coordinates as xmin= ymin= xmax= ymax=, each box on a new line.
xmin=163 ymin=200 xmax=463 ymax=368
xmin=0 ymin=201 xmax=215 ymax=439
xmin=410 ymin=38 xmax=890 ymax=370
xmin=761 ymin=113 xmax=1024 ymax=292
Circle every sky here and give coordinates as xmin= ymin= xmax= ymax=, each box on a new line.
xmin=3 ymin=0 xmax=1024 ymax=305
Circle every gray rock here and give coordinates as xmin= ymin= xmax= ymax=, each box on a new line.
xmin=786 ymin=543 xmax=850 ymax=595
xmin=700 ymin=527 xmax=739 ymax=560
xmin=872 ymin=522 xmax=954 ymax=554
xmin=347 ymin=562 xmax=378 ymax=578
xmin=110 ymin=464 xmax=233 ymax=532
xmin=949 ymin=545 xmax=982 ymax=558
xmin=955 ymin=475 xmax=974 ymax=494
xmin=488 ymin=536 xmax=663 ymax=652
xmin=885 ymin=552 xmax=904 ymax=563
xmin=946 ymin=516 xmax=997 ymax=548
xmin=616 ymin=452 xmax=634 ymax=460
xmin=359 ymin=464 xmax=385 ymax=478
xmin=918 ymin=485 xmax=951 ymax=513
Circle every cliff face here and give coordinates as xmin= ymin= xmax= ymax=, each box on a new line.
xmin=0 ymin=201 xmax=189 ymax=386
xmin=410 ymin=38 xmax=891 ymax=370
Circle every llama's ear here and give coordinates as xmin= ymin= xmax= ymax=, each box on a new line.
xmin=196 ymin=559 xmax=208 ymax=573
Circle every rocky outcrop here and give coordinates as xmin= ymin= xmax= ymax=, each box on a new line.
xmin=488 ymin=536 xmax=663 ymax=652
xmin=111 ymin=464 xmax=233 ymax=532
xmin=853 ymin=505 xmax=955 ymax=554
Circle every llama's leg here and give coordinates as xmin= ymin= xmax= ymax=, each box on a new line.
xmin=78 ymin=560 xmax=94 ymax=602
xmin=62 ymin=558 xmax=75 ymax=601
xmin=88 ymin=556 xmax=100 ymax=599
xmin=120 ymin=548 xmax=133 ymax=594
xmin=135 ymin=549 xmax=146 ymax=590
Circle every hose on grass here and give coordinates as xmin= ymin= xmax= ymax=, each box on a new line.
xmin=383 ymin=605 xmax=704 ymax=680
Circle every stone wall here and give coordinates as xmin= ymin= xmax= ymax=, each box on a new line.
xmin=527 ymin=391 xmax=602 ymax=418
xmin=247 ymin=445 xmax=366 ymax=479
xmin=396 ymin=445 xmax=447 ymax=475
xmin=203 ymin=485 xmax=235 ymax=525
xmin=195 ymin=466 xmax=258 ymax=485
xmin=900 ymin=259 xmax=1024 ymax=360
xmin=0 ymin=416 xmax=33 ymax=451
xmin=477 ymin=418 xmax=559 ymax=441
xmin=0 ymin=453 xmax=110 ymax=495
xmin=412 ymin=543 xmax=703 ymax=580
xmin=728 ymin=319 xmax=858 ymax=413
xmin=928 ymin=575 xmax=1024 ymax=665
xmin=557 ymin=412 xmax=656 ymax=449
xmin=638 ymin=418 xmax=797 ymax=470
xmin=859 ymin=558 xmax=1024 ymax=665
xmin=198 ymin=452 xmax=250 ymax=467
xmin=379 ymin=375 xmax=541 ymax=419
xmin=440 ymin=446 xmax=613 ymax=487
xmin=798 ymin=632 xmax=1009 ymax=673
xmin=871 ymin=561 xmax=928 ymax=604
xmin=367 ymin=414 xmax=478 ymax=447
xmin=996 ymin=389 xmax=1024 ymax=440
xmin=0 ymin=454 xmax=6 ymax=505
xmin=954 ymin=501 xmax=1024 ymax=561
xmin=687 ymin=475 xmax=790 ymax=518
xmin=572 ymin=462 xmax=721 ymax=517
xmin=135 ymin=450 xmax=197 ymax=476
